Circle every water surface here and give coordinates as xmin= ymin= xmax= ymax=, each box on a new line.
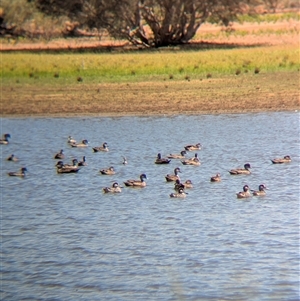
xmin=1 ymin=112 xmax=299 ymax=300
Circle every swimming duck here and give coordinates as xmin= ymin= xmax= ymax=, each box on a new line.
xmin=182 ymin=179 xmax=193 ymax=188
xmin=170 ymin=188 xmax=187 ymax=198
xmin=165 ymin=167 xmax=181 ymax=182
xmin=56 ymin=162 xmax=80 ymax=173
xmin=100 ymin=166 xmax=115 ymax=175
xmin=184 ymin=143 xmax=201 ymax=151
xmin=271 ymin=155 xmax=291 ymax=164
xmin=155 ymin=153 xmax=171 ymax=164
xmin=71 ymin=139 xmax=89 ymax=148
xmin=54 ymin=149 xmax=65 ymax=159
xmin=124 ymin=173 xmax=147 ymax=187
xmin=0 ymin=133 xmax=11 ymax=144
xmin=174 ymin=179 xmax=185 ymax=191
xmin=78 ymin=156 xmax=87 ymax=166
xmin=56 ymin=159 xmax=79 ymax=169
xmin=103 ymin=182 xmax=122 ymax=193
xmin=167 ymin=150 xmax=187 ymax=159
xmin=210 ymin=173 xmax=221 ymax=182
xmin=174 ymin=179 xmax=193 ymax=191
xmin=122 ymin=156 xmax=128 ymax=165
xmin=252 ymin=184 xmax=268 ymax=196
xmin=93 ymin=142 xmax=109 ymax=152
xmin=67 ymin=136 xmax=77 ymax=144
xmin=236 ymin=185 xmax=251 ymax=199
xmin=8 ymin=167 xmax=27 ymax=177
xmin=7 ymin=154 xmax=19 ymax=162
xmin=229 ymin=163 xmax=251 ymax=175
xmin=181 ymin=153 xmax=201 ymax=166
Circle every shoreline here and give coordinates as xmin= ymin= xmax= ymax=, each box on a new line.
xmin=2 ymin=108 xmax=298 ymax=119
xmin=2 ymin=72 xmax=299 ymax=118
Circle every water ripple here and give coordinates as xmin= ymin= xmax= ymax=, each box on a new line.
xmin=1 ymin=112 xmax=299 ymax=301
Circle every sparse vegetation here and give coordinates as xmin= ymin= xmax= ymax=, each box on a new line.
xmin=1 ymin=45 xmax=298 ymax=83
xmin=1 ymin=3 xmax=299 ymax=117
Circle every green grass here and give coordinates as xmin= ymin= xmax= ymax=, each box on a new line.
xmin=1 ymin=45 xmax=299 ymax=84
xmin=237 ymin=12 xmax=299 ymax=23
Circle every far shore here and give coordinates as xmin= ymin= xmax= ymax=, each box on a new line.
xmin=2 ymin=18 xmax=299 ymax=118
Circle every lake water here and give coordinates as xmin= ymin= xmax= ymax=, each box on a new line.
xmin=1 ymin=112 xmax=299 ymax=301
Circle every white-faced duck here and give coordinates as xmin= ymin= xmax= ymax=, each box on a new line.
xmin=124 ymin=174 xmax=147 ymax=187
xmin=252 ymin=184 xmax=268 ymax=196
xmin=67 ymin=136 xmax=77 ymax=144
xmin=174 ymin=179 xmax=193 ymax=191
xmin=78 ymin=156 xmax=87 ymax=166
xmin=236 ymin=185 xmax=251 ymax=199
xmin=56 ymin=159 xmax=78 ymax=169
xmin=184 ymin=143 xmax=201 ymax=151
xmin=100 ymin=166 xmax=115 ymax=175
xmin=0 ymin=133 xmax=11 ymax=144
xmin=170 ymin=188 xmax=187 ymax=198
xmin=271 ymin=155 xmax=291 ymax=164
xmin=181 ymin=153 xmax=201 ymax=166
xmin=71 ymin=139 xmax=89 ymax=148
xmin=210 ymin=173 xmax=221 ymax=182
xmin=93 ymin=142 xmax=109 ymax=152
xmin=155 ymin=153 xmax=171 ymax=164
xmin=165 ymin=167 xmax=181 ymax=182
xmin=103 ymin=182 xmax=122 ymax=193
xmin=8 ymin=167 xmax=27 ymax=177
xmin=54 ymin=149 xmax=65 ymax=159
xmin=182 ymin=179 xmax=193 ymax=188
xmin=7 ymin=154 xmax=19 ymax=162
xmin=229 ymin=163 xmax=251 ymax=175
xmin=56 ymin=161 xmax=80 ymax=173
xmin=167 ymin=150 xmax=187 ymax=159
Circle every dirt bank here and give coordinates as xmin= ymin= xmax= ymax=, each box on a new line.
xmin=2 ymin=72 xmax=299 ymax=117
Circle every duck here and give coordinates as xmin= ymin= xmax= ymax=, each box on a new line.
xmin=181 ymin=153 xmax=201 ymax=166
xmin=54 ymin=149 xmax=65 ymax=159
xmin=210 ymin=173 xmax=221 ymax=182
xmin=7 ymin=154 xmax=19 ymax=162
xmin=155 ymin=153 xmax=171 ymax=164
xmin=236 ymin=185 xmax=251 ymax=199
xmin=8 ymin=167 xmax=27 ymax=177
xmin=93 ymin=142 xmax=109 ymax=152
xmin=170 ymin=188 xmax=187 ymax=198
xmin=184 ymin=143 xmax=201 ymax=151
xmin=174 ymin=179 xmax=193 ymax=191
xmin=100 ymin=166 xmax=115 ymax=175
xmin=103 ymin=182 xmax=122 ymax=193
xmin=182 ymin=179 xmax=193 ymax=188
xmin=271 ymin=155 xmax=291 ymax=164
xmin=56 ymin=159 xmax=79 ymax=170
xmin=78 ymin=156 xmax=87 ymax=166
xmin=67 ymin=136 xmax=76 ymax=144
xmin=167 ymin=150 xmax=187 ymax=159
xmin=165 ymin=167 xmax=181 ymax=182
xmin=56 ymin=162 xmax=80 ymax=173
xmin=0 ymin=133 xmax=11 ymax=144
xmin=252 ymin=184 xmax=268 ymax=196
xmin=124 ymin=173 xmax=147 ymax=187
xmin=229 ymin=163 xmax=251 ymax=175
xmin=70 ymin=139 xmax=89 ymax=148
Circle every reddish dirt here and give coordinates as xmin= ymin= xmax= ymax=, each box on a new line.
xmin=1 ymin=20 xmax=299 ymax=51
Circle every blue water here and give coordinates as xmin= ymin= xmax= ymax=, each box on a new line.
xmin=1 ymin=112 xmax=299 ymax=300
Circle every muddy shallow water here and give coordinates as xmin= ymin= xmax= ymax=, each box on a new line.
xmin=1 ymin=112 xmax=299 ymax=300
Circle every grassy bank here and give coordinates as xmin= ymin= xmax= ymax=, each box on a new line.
xmin=1 ymin=45 xmax=299 ymax=84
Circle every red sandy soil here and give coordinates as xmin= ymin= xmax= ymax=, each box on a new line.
xmin=1 ymin=20 xmax=299 ymax=51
